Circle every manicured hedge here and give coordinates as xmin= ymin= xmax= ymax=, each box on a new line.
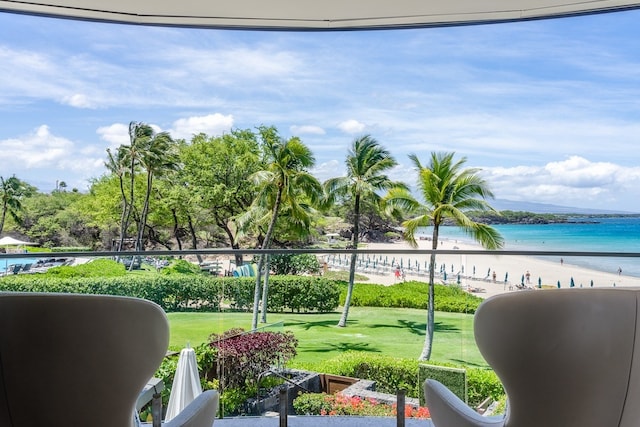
xmin=314 ymin=351 xmax=504 ymax=408
xmin=0 ymin=275 xmax=340 ymax=313
xmin=339 ymin=281 xmax=483 ymax=314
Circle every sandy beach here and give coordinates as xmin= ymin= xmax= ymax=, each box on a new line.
xmin=326 ymin=238 xmax=640 ymax=299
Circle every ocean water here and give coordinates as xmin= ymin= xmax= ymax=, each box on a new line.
xmin=418 ymin=216 xmax=640 ymax=278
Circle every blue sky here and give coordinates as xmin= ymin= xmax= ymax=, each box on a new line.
xmin=2 ymin=10 xmax=640 ymax=211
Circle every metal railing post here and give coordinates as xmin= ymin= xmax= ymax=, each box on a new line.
xmin=152 ymin=390 xmax=162 ymax=427
xmin=279 ymin=388 xmax=288 ymax=427
xmin=396 ymin=389 xmax=405 ymax=427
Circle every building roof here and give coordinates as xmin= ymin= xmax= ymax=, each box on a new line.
xmin=2 ymin=0 xmax=640 ymax=30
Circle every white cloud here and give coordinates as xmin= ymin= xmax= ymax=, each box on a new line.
xmin=97 ymin=123 xmax=129 ymax=148
xmin=338 ymin=120 xmax=366 ymax=134
xmin=170 ymin=114 xmax=234 ymax=140
xmin=311 ymin=160 xmax=343 ymax=183
xmin=62 ymin=93 xmax=95 ymax=109
xmin=483 ymin=156 xmax=640 ymax=210
xmin=0 ymin=125 xmax=73 ymax=168
xmin=290 ymin=125 xmax=325 ymax=135
xmin=0 ymin=125 xmax=105 ymax=191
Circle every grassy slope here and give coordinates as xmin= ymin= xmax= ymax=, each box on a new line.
xmin=168 ymin=306 xmax=486 ymax=369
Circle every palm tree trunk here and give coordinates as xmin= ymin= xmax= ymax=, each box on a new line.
xmin=0 ymin=201 xmax=6 ymax=236
xmin=251 ymin=254 xmax=264 ymax=330
xmin=116 ymin=174 xmax=128 ymax=257
xmin=338 ymin=193 xmax=360 ymax=327
xmin=186 ymin=214 xmax=203 ymax=265
xmin=252 ymin=188 xmax=283 ymax=330
xmin=171 ymin=209 xmax=183 ymax=250
xmin=419 ymin=225 xmax=440 ymax=361
xmin=260 ymin=255 xmax=270 ymax=323
xmin=136 ymin=172 xmax=153 ymax=251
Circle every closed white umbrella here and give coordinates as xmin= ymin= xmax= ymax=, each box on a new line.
xmin=165 ymin=345 xmax=203 ymax=422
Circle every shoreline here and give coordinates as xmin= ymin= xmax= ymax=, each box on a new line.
xmin=330 ymin=238 xmax=640 ymax=299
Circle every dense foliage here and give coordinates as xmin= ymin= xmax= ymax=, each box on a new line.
xmin=206 ymin=328 xmax=298 ymax=390
xmin=153 ymin=328 xmax=297 ymax=416
xmin=0 ymin=273 xmax=340 ymax=313
xmin=314 ymin=351 xmax=504 ymax=408
xmin=293 ymin=393 xmax=430 ymax=418
xmin=269 ymin=253 xmax=321 ymax=275
xmin=339 ymin=280 xmax=483 ymax=313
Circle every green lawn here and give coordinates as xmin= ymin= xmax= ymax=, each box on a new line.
xmin=168 ymin=306 xmax=487 ymax=369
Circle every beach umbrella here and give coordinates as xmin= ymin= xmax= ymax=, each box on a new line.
xmin=538 ymin=277 xmax=542 ymax=288
xmin=443 ymin=271 xmax=447 ymax=281
xmin=557 ymin=280 xmax=561 ymax=288
xmin=504 ymin=272 xmax=509 ymax=283
xmin=570 ymin=277 xmax=575 ymax=288
xmin=521 ymin=274 xmax=525 ymax=285
xmin=473 ymin=266 xmax=476 ymax=276
xmin=457 ymin=273 xmax=461 ymax=285
xmin=0 ymin=236 xmax=36 ymax=247
xmin=487 ymin=268 xmax=491 ymax=278
xmin=590 ymin=279 xmax=594 ymax=287
xmin=461 ymin=265 xmax=464 ymax=274
xmin=165 ymin=344 xmax=203 ymax=421
xmin=451 ymin=264 xmax=454 ymax=273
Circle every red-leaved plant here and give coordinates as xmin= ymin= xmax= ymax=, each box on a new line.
xmin=206 ymin=328 xmax=298 ymax=390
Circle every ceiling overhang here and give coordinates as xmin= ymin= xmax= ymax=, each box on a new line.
xmin=1 ymin=0 xmax=640 ymax=30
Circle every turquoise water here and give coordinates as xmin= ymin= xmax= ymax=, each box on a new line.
xmin=418 ymin=216 xmax=640 ymax=278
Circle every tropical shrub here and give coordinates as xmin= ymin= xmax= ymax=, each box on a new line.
xmin=293 ymin=393 xmax=430 ymax=418
xmin=0 ymin=274 xmax=340 ymax=313
xmin=204 ymin=328 xmax=298 ymax=390
xmin=269 ymin=253 xmax=321 ymax=275
xmin=339 ymin=281 xmax=482 ymax=314
xmin=161 ymin=259 xmax=205 ymax=275
xmin=315 ymin=351 xmax=504 ymax=408
xmin=45 ymin=258 xmax=126 ymax=278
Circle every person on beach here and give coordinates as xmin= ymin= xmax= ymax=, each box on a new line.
xmin=560 ymin=258 xmax=564 ymax=266
xmin=525 ymin=270 xmax=531 ymax=284
xmin=492 ymin=270 xmax=497 ymax=282
xmin=394 ymin=266 xmax=401 ymax=281
xmin=618 ymin=267 xmax=622 ymax=275
xmin=402 ymin=269 xmax=406 ymax=282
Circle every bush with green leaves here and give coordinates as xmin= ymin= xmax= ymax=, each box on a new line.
xmin=0 ymin=274 xmax=340 ymax=313
xmin=315 ymin=351 xmax=504 ymax=408
xmin=45 ymin=258 xmax=127 ymax=278
xmin=161 ymin=259 xmax=205 ymax=275
xmin=339 ymin=281 xmax=482 ymax=314
xmin=269 ymin=253 xmax=321 ymax=275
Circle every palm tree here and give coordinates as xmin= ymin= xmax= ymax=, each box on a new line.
xmin=105 ymin=147 xmax=130 ymax=252
xmin=114 ymin=122 xmax=154 ymax=252
xmin=134 ymin=130 xmax=178 ymax=251
xmin=384 ymin=152 xmax=504 ymax=360
xmin=244 ymin=126 xmax=321 ymax=329
xmin=0 ymin=176 xmax=30 ymax=235
xmin=324 ymin=135 xmax=406 ymax=327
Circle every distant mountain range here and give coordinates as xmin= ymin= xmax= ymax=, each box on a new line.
xmin=491 ymin=199 xmax=639 ymax=215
